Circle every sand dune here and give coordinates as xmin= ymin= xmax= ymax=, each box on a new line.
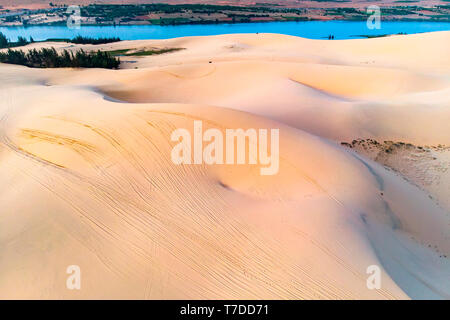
xmin=0 ymin=32 xmax=449 ymax=299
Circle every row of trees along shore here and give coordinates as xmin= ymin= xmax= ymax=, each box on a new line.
xmin=1 ymin=32 xmax=120 ymax=48
xmin=70 ymin=35 xmax=121 ymax=45
xmin=0 ymin=33 xmax=33 ymax=49
xmin=0 ymin=47 xmax=120 ymax=69
xmin=0 ymin=33 xmax=121 ymax=69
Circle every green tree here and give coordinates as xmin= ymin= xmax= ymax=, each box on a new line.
xmin=17 ymin=36 xmax=28 ymax=46
xmin=0 ymin=32 xmax=9 ymax=48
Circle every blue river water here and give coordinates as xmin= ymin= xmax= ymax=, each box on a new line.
xmin=1 ymin=21 xmax=449 ymax=41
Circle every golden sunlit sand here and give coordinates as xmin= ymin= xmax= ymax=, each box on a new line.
xmin=0 ymin=31 xmax=449 ymax=299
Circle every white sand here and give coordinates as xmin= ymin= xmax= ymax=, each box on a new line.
xmin=0 ymin=31 xmax=449 ymax=299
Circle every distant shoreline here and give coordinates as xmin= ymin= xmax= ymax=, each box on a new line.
xmin=1 ymin=2 xmax=449 ymax=27
xmin=1 ymin=18 xmax=450 ymax=28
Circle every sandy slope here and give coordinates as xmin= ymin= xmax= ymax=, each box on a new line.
xmin=0 ymin=32 xmax=449 ymax=299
